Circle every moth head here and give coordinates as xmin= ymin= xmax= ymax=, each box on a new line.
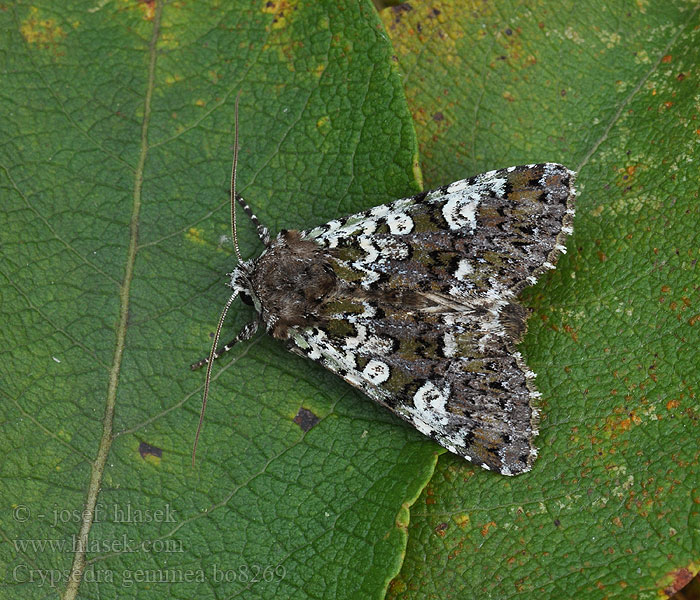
xmin=228 ymin=262 xmax=262 ymax=315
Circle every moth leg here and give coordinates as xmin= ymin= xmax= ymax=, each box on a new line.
xmin=235 ymin=193 xmax=270 ymax=245
xmin=190 ymin=321 xmax=259 ymax=370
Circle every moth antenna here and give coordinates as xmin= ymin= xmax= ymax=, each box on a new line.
xmin=235 ymin=193 xmax=270 ymax=246
xmin=230 ymin=91 xmax=243 ymax=262
xmin=192 ymin=290 xmax=239 ymax=467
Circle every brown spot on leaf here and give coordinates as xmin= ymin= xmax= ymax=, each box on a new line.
xmin=454 ymin=513 xmax=469 ymax=528
xmin=389 ymin=577 xmax=407 ymax=595
xmin=435 ymin=522 xmax=448 ymax=537
xmin=480 ymin=521 xmax=496 ymax=536
xmin=432 ymin=111 xmax=444 ymax=121
xmin=661 ymin=54 xmax=672 ymax=63
xmin=139 ymin=441 xmax=162 ymax=459
xmin=389 ymin=3 xmax=413 ymax=26
xmin=293 ymin=407 xmax=320 ymax=432
xmin=663 ymin=567 xmax=693 ymax=596
xmin=138 ymin=0 xmax=155 ymax=21
xmin=563 ymin=324 xmax=578 ymax=342
xmin=20 ymin=7 xmax=66 ymax=52
xmin=262 ymin=0 xmax=298 ymax=30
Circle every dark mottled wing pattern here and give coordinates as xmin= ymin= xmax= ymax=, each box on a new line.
xmin=289 ymin=164 xmax=575 ymax=475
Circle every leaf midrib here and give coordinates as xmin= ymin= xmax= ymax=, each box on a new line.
xmin=61 ymin=2 xmax=163 ymax=598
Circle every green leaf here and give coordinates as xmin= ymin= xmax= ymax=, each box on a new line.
xmin=0 ymin=1 xmax=435 ymax=598
xmin=380 ymin=1 xmax=700 ymax=598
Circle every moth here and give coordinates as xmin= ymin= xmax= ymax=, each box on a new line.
xmin=192 ymin=99 xmax=576 ymax=476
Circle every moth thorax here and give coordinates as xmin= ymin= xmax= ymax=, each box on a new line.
xmin=250 ymin=229 xmax=337 ymax=339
